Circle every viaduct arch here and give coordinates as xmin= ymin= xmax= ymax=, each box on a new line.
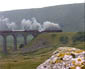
xmin=0 ymin=30 xmax=62 ymax=54
xmin=0 ymin=31 xmax=39 ymax=54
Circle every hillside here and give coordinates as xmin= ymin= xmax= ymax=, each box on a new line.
xmin=21 ymin=32 xmax=85 ymax=53
xmin=0 ymin=32 xmax=85 ymax=69
xmin=0 ymin=3 xmax=85 ymax=32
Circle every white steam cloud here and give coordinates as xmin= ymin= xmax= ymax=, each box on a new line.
xmin=7 ymin=22 xmax=16 ymax=31
xmin=42 ymin=21 xmax=61 ymax=31
xmin=0 ymin=16 xmax=61 ymax=32
xmin=21 ymin=19 xmax=32 ymax=31
xmin=0 ymin=16 xmax=17 ymax=31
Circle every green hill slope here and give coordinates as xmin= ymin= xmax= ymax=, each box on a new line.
xmin=22 ymin=32 xmax=85 ymax=53
xmin=0 ymin=32 xmax=85 ymax=69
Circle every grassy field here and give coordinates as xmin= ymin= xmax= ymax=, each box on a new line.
xmin=0 ymin=32 xmax=85 ymax=69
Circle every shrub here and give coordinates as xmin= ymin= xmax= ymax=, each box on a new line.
xmin=59 ymin=36 xmax=69 ymax=44
xmin=72 ymin=32 xmax=85 ymax=44
xmin=19 ymin=44 xmax=24 ymax=48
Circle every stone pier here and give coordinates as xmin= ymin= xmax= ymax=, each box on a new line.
xmin=0 ymin=31 xmax=39 ymax=54
xmin=0 ymin=30 xmax=62 ymax=54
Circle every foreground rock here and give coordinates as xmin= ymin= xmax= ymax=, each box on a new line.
xmin=37 ymin=47 xmax=85 ymax=69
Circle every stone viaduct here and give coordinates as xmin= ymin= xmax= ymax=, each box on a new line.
xmin=0 ymin=30 xmax=62 ymax=54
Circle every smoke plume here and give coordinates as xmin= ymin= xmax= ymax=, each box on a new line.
xmin=0 ymin=17 xmax=61 ymax=32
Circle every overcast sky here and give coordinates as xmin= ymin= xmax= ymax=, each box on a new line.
xmin=0 ymin=0 xmax=84 ymax=11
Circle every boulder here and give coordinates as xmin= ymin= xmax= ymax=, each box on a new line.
xmin=37 ymin=47 xmax=85 ymax=69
